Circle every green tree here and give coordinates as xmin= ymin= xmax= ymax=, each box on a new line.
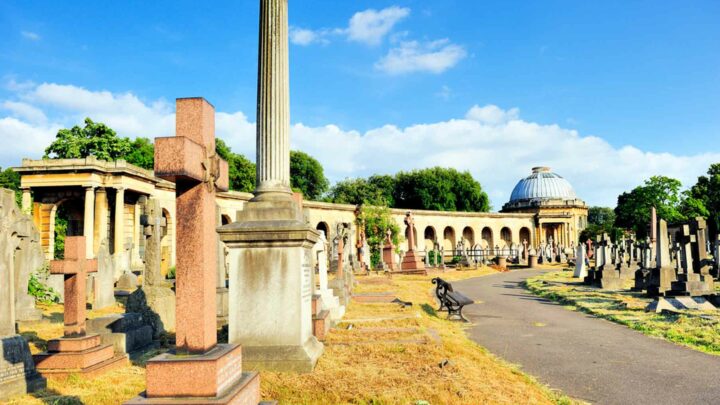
xmin=367 ymin=174 xmax=396 ymax=206
xmin=580 ymin=206 xmax=619 ymax=242
xmin=614 ymin=176 xmax=687 ymax=238
xmin=44 ymin=118 xmax=132 ymax=161
xmin=393 ymin=167 xmax=490 ymax=212
xmin=290 ymin=150 xmax=329 ymax=200
xmin=357 ymin=205 xmax=402 ymax=268
xmin=0 ymin=167 xmax=22 ymax=206
xmin=684 ymin=163 xmax=720 ymax=236
xmin=326 ymin=176 xmax=395 ymax=206
xmin=124 ymin=137 xmax=155 ymax=170
xmin=215 ymin=139 xmax=256 ymax=193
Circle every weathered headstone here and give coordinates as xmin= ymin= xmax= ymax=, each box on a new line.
xmin=92 ymin=239 xmax=116 ymax=310
xmin=128 ymin=97 xmax=260 ymax=403
xmin=647 ymin=219 xmax=677 ymax=297
xmin=314 ymin=231 xmax=344 ymax=322
xmin=382 ymin=229 xmax=397 ymax=271
xmin=573 ymin=243 xmax=587 ymax=278
xmin=0 ymin=189 xmax=46 ymax=400
xmin=126 ymin=197 xmax=176 ymax=337
xmin=668 ymin=218 xmax=715 ymax=296
xmin=34 ymin=236 xmax=127 ymax=378
xmin=11 ymin=200 xmax=44 ymax=322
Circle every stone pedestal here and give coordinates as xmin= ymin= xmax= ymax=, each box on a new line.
xmin=528 ymin=255 xmax=538 ymax=268
xmin=497 ymin=256 xmax=508 ymax=269
xmin=397 ymin=251 xmax=427 ymax=275
xmin=87 ymin=314 xmax=153 ymax=355
xmin=1 ymin=336 xmax=46 ymax=401
xmin=34 ymin=334 xmax=127 ymax=379
xmin=126 ymin=344 xmax=260 ymax=405
xmin=220 ymin=222 xmax=323 ymax=372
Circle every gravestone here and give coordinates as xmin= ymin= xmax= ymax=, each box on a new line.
xmin=86 ymin=312 xmax=153 ymax=355
xmin=128 ymin=97 xmax=260 ymax=403
xmin=647 ymin=219 xmax=677 ymax=297
xmin=219 ymin=8 xmax=326 ymax=366
xmin=0 ymin=189 xmax=46 ymax=400
xmin=668 ymin=218 xmax=715 ymax=296
xmin=10 ymin=198 xmax=43 ymax=322
xmin=116 ymin=242 xmax=138 ymax=290
xmin=126 ymin=197 xmax=175 ymax=337
xmin=398 ymin=212 xmax=428 ymax=274
xmin=382 ymin=229 xmax=397 ymax=271
xmin=91 ymin=239 xmax=116 ymax=310
xmin=573 ymin=243 xmax=587 ymax=278
xmin=313 ymin=231 xmax=344 ymax=322
xmin=33 ymin=236 xmax=127 ymax=378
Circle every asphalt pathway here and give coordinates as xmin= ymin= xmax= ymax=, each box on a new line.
xmin=454 ymin=269 xmax=720 ymax=405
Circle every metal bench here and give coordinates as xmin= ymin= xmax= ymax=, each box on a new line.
xmin=431 ymin=277 xmax=474 ymax=321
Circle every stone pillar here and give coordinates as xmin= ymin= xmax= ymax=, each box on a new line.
xmin=83 ymin=186 xmax=96 ymax=259
xmin=219 ymin=0 xmax=322 ymax=373
xmin=93 ymin=188 xmax=108 ymax=256
xmin=21 ymin=188 xmax=32 ymax=214
xmin=114 ymin=187 xmax=125 ymax=255
xmin=255 ymin=0 xmax=291 ymax=198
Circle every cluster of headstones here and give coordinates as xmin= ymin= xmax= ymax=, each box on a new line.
xmin=578 ymin=217 xmax=718 ymax=297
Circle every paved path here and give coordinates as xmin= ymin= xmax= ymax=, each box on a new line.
xmin=455 ymin=269 xmax=720 ymax=405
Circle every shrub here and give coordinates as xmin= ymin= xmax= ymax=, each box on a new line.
xmin=28 ymin=269 xmax=60 ymax=304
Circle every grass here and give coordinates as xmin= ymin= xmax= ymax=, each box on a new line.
xmin=7 ymin=268 xmax=577 ymax=405
xmin=525 ymin=269 xmax=720 ymax=355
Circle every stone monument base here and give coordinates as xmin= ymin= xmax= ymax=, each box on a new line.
xmin=33 ymin=334 xmax=128 ymax=379
xmin=399 ymin=251 xmax=426 ymax=274
xmin=87 ymin=314 xmax=154 ymax=355
xmin=0 ymin=335 xmax=46 ymax=401
xmin=125 ymin=344 xmax=260 ymax=405
xmin=241 ymin=338 xmax=324 ymax=373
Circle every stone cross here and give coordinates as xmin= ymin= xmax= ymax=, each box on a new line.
xmin=50 ymin=236 xmax=98 ymax=337
xmin=688 ymin=218 xmax=712 ymax=277
xmin=140 ymin=197 xmax=167 ymax=288
xmin=155 ymin=97 xmax=229 ymax=354
xmin=585 ymin=238 xmax=594 ymax=259
xmin=677 ymin=224 xmax=695 ymax=274
xmin=522 ymin=239 xmax=528 ymax=260
xmin=404 ymin=212 xmax=416 ymax=252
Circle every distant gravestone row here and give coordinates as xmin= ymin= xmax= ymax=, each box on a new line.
xmin=578 ymin=210 xmax=718 ymax=301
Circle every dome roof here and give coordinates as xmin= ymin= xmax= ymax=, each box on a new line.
xmin=509 ymin=167 xmax=577 ymax=203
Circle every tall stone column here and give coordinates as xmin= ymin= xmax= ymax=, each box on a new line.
xmin=114 ymin=187 xmax=125 ymax=256
xmin=83 ymin=186 xmax=95 ymax=259
xmin=93 ymin=188 xmax=108 ymax=256
xmin=21 ymin=188 xmax=32 ymax=214
xmin=219 ymin=0 xmax=323 ymax=372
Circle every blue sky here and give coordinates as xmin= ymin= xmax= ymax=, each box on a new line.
xmin=1 ymin=1 xmax=719 ymax=208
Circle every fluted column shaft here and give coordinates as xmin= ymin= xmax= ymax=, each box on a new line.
xmin=83 ymin=186 xmax=95 ymax=259
xmin=255 ymin=0 xmax=291 ymax=196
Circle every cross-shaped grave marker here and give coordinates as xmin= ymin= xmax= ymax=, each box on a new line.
xmin=50 ymin=236 xmax=98 ymax=337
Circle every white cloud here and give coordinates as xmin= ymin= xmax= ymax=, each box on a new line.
xmin=2 ymin=82 xmax=718 ymax=209
xmin=290 ymin=6 xmax=409 ymax=47
xmin=375 ymin=39 xmax=467 ymax=75
xmin=466 ymin=105 xmax=519 ymax=125
xmin=21 ymin=31 xmax=40 ymax=41
xmin=289 ymin=27 xmax=327 ymax=46
xmin=346 ymin=6 xmax=410 ymax=46
xmin=2 ymin=101 xmax=47 ymax=123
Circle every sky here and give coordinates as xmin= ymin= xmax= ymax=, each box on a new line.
xmin=1 ymin=0 xmax=719 ymax=209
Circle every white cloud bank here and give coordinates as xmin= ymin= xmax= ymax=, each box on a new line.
xmin=2 ymin=82 xmax=718 ymax=209
xmin=375 ymin=39 xmax=467 ymax=75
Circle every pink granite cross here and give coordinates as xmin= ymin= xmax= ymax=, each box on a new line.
xmin=585 ymin=239 xmax=594 ymax=259
xmin=404 ymin=212 xmax=416 ymax=252
xmin=50 ymin=236 xmax=98 ymax=337
xmin=154 ymin=98 xmax=229 ymax=354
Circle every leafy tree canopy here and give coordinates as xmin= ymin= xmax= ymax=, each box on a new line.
xmin=684 ymin=163 xmax=720 ymax=235
xmin=356 ymin=205 xmax=403 ymax=268
xmin=290 ymin=150 xmax=329 ymax=200
xmin=580 ymin=206 xmax=620 ymax=242
xmin=215 ymin=139 xmax=256 ymax=193
xmin=44 ymin=118 xmax=132 ymax=162
xmin=325 ymin=175 xmax=396 ymax=206
xmin=0 ymin=167 xmax=21 ymax=206
xmin=124 ymin=137 xmax=155 ymax=170
xmin=393 ymin=167 xmax=490 ymax=212
xmin=614 ymin=176 xmax=687 ymax=238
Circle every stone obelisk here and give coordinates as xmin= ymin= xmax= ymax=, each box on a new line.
xmin=219 ymin=0 xmax=323 ymax=372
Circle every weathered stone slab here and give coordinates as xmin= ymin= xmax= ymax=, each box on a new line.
xmin=645 ymin=297 xmax=717 ymax=313
xmin=87 ymin=314 xmax=153 ymax=354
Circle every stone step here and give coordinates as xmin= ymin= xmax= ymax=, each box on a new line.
xmin=312 ymin=310 xmax=330 ymax=342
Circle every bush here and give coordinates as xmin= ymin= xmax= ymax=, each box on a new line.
xmin=450 ymin=255 xmax=462 ymax=265
xmin=167 ymin=266 xmax=176 ymax=279
xmin=28 ymin=271 xmax=60 ymax=304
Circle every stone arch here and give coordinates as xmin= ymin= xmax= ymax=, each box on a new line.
xmin=316 ymin=221 xmax=329 ymax=238
xmin=50 ymin=198 xmax=84 ymax=259
xmin=481 ymin=227 xmax=493 ymax=249
xmin=501 ymin=227 xmax=512 ymax=247
xmin=424 ymin=226 xmax=436 ymax=251
xmin=443 ymin=226 xmax=456 ymax=251
xmin=462 ymin=226 xmax=475 ymax=246
xmin=519 ymin=227 xmax=531 ymax=246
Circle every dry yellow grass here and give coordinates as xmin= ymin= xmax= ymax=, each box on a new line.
xmin=5 ymin=268 xmax=575 ymax=405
